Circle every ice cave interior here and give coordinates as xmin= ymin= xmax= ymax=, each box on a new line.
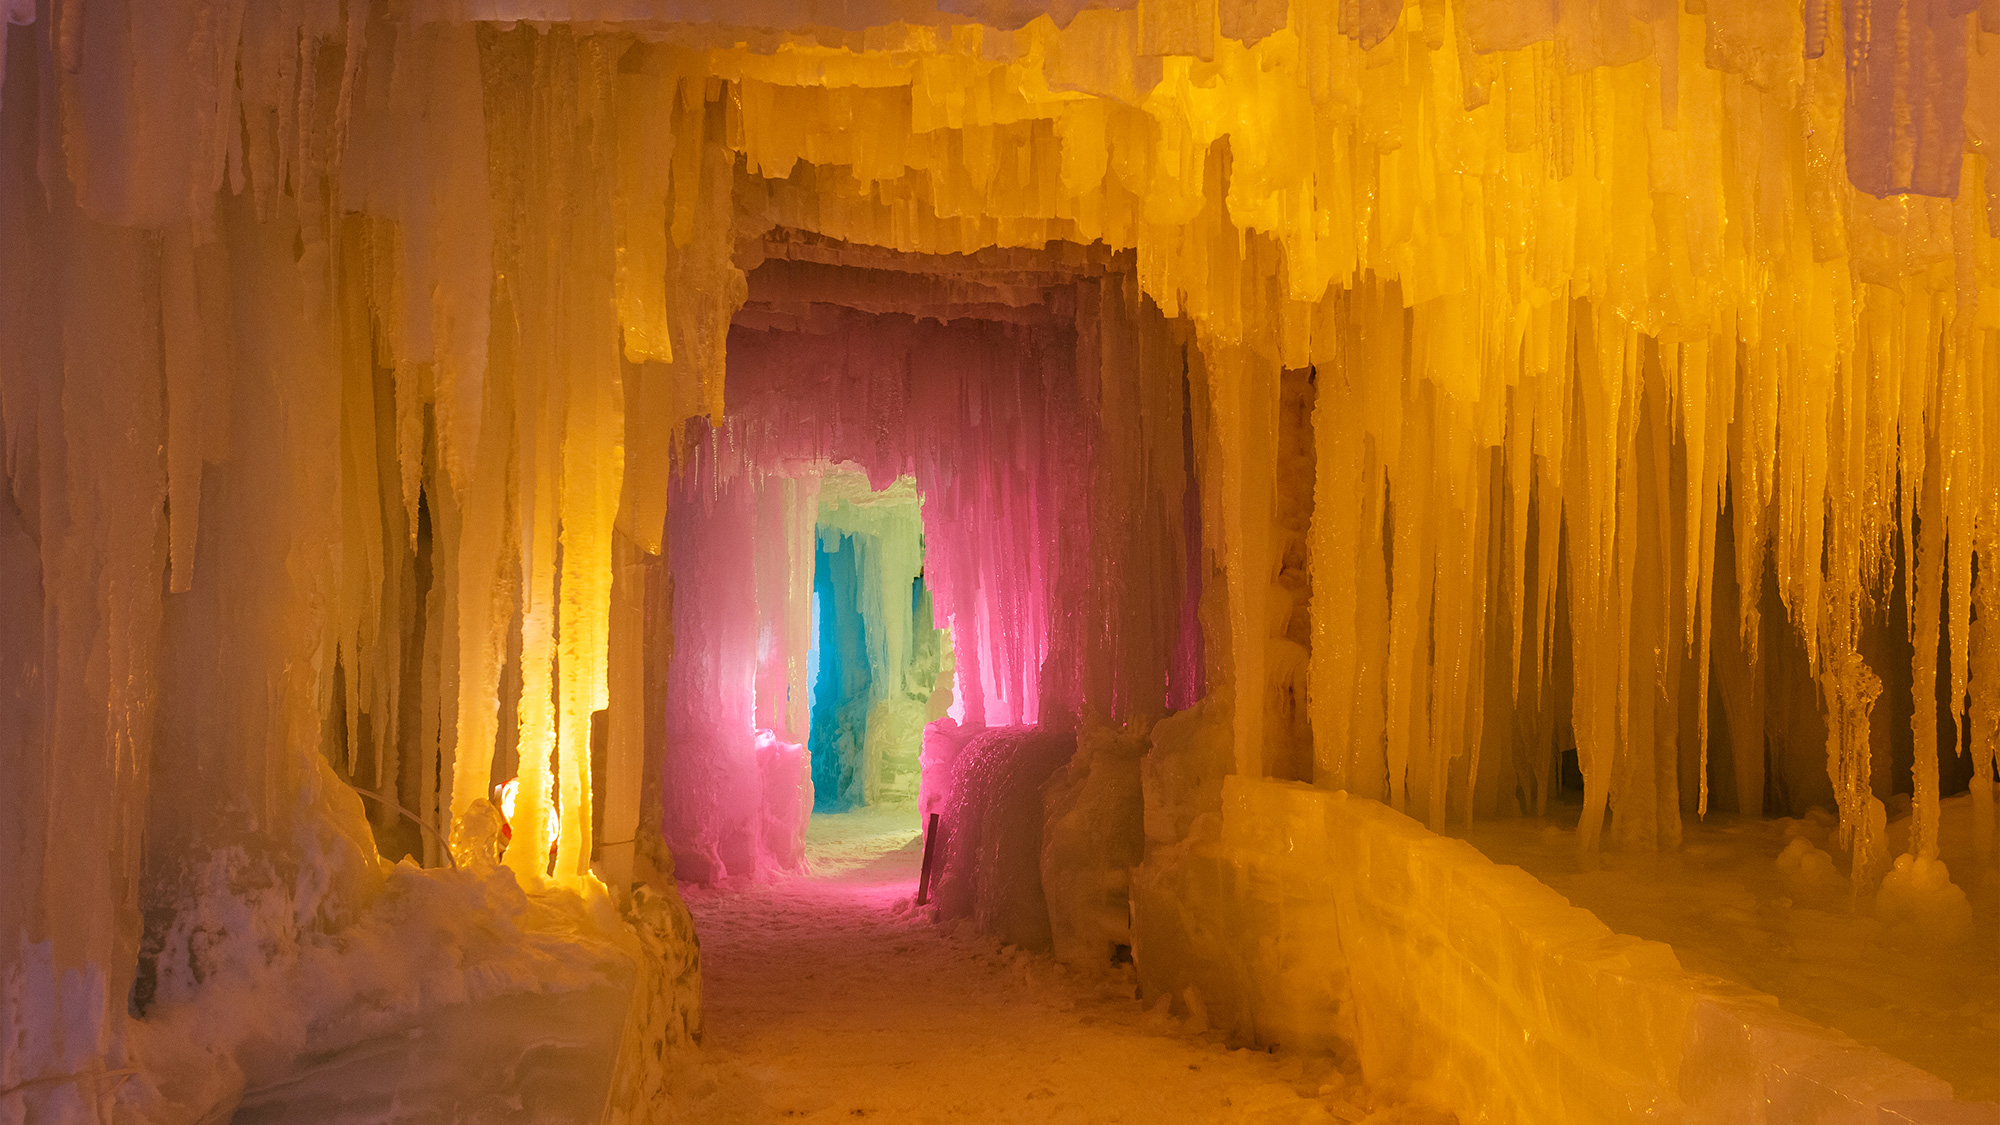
xmin=1 ymin=0 xmax=1998 ymax=1122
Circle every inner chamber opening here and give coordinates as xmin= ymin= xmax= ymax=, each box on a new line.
xmin=805 ymin=471 xmax=944 ymax=815
xmin=655 ymin=231 xmax=1198 ymax=893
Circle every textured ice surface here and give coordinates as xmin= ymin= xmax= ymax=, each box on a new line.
xmin=227 ymin=986 xmax=630 ymax=1125
xmin=1459 ymin=788 xmax=2000 ymax=1101
xmin=1040 ymin=719 xmax=1149 ymax=967
xmin=922 ymin=726 xmax=1076 ymax=950
xmin=661 ymin=456 xmax=815 ymax=882
xmin=809 ymin=532 xmax=875 ymax=812
xmin=113 ymin=856 xmax=697 ymax=1125
xmin=806 ymin=472 xmax=941 ymax=812
xmin=4 ymin=0 xmax=2000 ymax=1116
xmin=1137 ymin=777 xmax=1977 ymax=1125
xmin=659 ymin=462 xmax=938 ymax=868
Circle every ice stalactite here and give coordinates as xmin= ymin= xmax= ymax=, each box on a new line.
xmin=3 ymin=0 xmax=2000 ymax=1116
xmin=4 ymin=17 xmax=744 ymax=1119
xmin=658 ymin=442 xmax=816 ymax=882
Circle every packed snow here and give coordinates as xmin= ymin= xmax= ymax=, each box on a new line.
xmin=670 ymin=806 xmax=1443 ymax=1125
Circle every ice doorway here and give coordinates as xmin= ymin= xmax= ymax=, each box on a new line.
xmin=656 ymin=457 xmax=956 ymax=884
xmin=654 ymin=230 xmax=1159 ymax=888
xmin=806 ymin=471 xmax=952 ymax=815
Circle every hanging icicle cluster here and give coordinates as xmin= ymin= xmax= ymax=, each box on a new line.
xmin=3 ymin=0 xmax=1998 ymax=1112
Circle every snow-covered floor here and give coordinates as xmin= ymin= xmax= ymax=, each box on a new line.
xmin=672 ymin=806 xmax=1432 ymax=1125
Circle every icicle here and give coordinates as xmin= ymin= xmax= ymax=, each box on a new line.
xmin=18 ymin=11 xmax=2000 ymax=1093
xmin=161 ymin=227 xmax=205 ymax=593
xmin=1309 ymin=295 xmax=1363 ymax=793
xmin=615 ymin=61 xmax=677 ymax=366
xmin=1205 ymin=334 xmax=1282 ymax=782
xmin=1844 ymin=0 xmax=1975 ymax=199
xmin=422 ymin=24 xmax=493 ymax=497
xmin=1910 ymin=389 xmax=1949 ymax=864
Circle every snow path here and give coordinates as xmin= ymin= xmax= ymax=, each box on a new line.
xmin=672 ymin=807 xmax=1424 ymax=1125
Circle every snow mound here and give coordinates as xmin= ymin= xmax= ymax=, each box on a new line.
xmin=924 ymin=723 xmax=1075 ymax=950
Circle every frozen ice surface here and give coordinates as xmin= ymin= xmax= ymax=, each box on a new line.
xmin=662 ymin=455 xmax=817 ymax=882
xmin=1041 ymin=719 xmax=1149 ymax=967
xmin=808 ymin=529 xmax=876 ymax=811
xmin=1458 ymin=789 xmax=2000 ymax=1101
xmin=805 ymin=471 xmax=939 ymax=812
xmin=1135 ymin=777 xmax=1987 ymax=1125
xmin=1877 ymin=1102 xmax=2000 ymax=1125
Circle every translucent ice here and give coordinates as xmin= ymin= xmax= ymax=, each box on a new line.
xmin=3 ymin=2 xmax=1999 ymax=1120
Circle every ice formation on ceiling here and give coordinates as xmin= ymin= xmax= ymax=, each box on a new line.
xmin=2 ymin=0 xmax=1998 ymax=1116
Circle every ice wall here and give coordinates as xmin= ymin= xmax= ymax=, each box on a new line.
xmin=1133 ymin=777 xmax=1970 ymax=1125
xmin=922 ymin=725 xmax=1078 ymax=949
xmin=1 ymin=20 xmax=734 ymax=1116
xmin=4 ymin=0 xmax=2000 ymax=1113
xmin=1040 ymin=719 xmax=1150 ymax=966
xmin=660 ymin=449 xmax=815 ymax=881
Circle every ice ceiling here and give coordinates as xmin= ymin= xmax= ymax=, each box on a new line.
xmin=1 ymin=0 xmax=1997 ymax=1117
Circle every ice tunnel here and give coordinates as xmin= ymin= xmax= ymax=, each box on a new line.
xmin=2 ymin=1 xmax=1999 ymax=1123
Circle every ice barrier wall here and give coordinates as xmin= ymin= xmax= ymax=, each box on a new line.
xmin=3 ymin=0 xmax=2000 ymax=1120
xmin=1130 ymin=776 xmax=1968 ymax=1125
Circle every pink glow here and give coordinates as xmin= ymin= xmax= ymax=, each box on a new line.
xmin=660 ymin=452 xmax=814 ymax=881
xmin=721 ymin=311 xmax=1081 ymax=732
xmin=658 ymin=254 xmax=1199 ymax=884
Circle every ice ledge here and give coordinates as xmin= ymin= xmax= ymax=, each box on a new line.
xmin=1131 ymin=777 xmax=1997 ymax=1125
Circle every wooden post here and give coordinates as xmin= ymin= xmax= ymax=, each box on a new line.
xmin=916 ymin=812 xmax=941 ymax=904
